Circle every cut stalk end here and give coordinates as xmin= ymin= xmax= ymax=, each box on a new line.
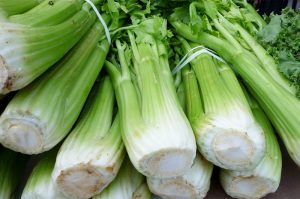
xmin=0 ymin=56 xmax=8 ymax=94
xmin=224 ymin=176 xmax=275 ymax=199
xmin=56 ymin=164 xmax=109 ymax=199
xmin=0 ymin=118 xmax=43 ymax=154
xmin=213 ymin=130 xmax=254 ymax=168
xmin=140 ymin=149 xmax=195 ymax=178
xmin=148 ymin=179 xmax=203 ymax=199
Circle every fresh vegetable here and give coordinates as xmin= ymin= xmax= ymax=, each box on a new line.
xmin=0 ymin=1 xmax=97 ymax=94
xmin=0 ymin=148 xmax=27 ymax=199
xmin=257 ymin=8 xmax=300 ymax=97
xmin=8 ymin=0 xmax=85 ymax=26
xmin=52 ymin=77 xmax=125 ymax=199
xmin=0 ymin=0 xmax=44 ymax=16
xmin=147 ymin=153 xmax=213 ymax=199
xmin=93 ymin=158 xmax=145 ymax=199
xmin=105 ymin=17 xmax=196 ymax=178
xmin=0 ymin=21 xmax=110 ymax=154
xmin=177 ymin=39 xmax=265 ymax=171
xmin=169 ymin=0 xmax=300 ymax=167
xmin=220 ymin=92 xmax=282 ymax=199
xmin=132 ymin=183 xmax=152 ymax=199
xmin=21 ymin=148 xmax=70 ymax=199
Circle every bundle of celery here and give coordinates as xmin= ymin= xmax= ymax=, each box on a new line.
xmin=0 ymin=0 xmax=98 ymax=94
xmin=169 ymin=0 xmax=300 ymax=167
xmin=0 ymin=19 xmax=110 ymax=154
xmin=220 ymin=92 xmax=282 ymax=199
xmin=147 ymin=153 xmax=213 ymax=199
xmin=174 ymin=39 xmax=265 ymax=171
xmin=105 ymin=16 xmax=196 ymax=178
xmin=93 ymin=158 xmax=150 ymax=199
xmin=21 ymin=148 xmax=70 ymax=199
xmin=0 ymin=148 xmax=27 ymax=199
xmin=52 ymin=77 xmax=125 ymax=199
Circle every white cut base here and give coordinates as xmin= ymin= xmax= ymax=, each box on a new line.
xmin=213 ymin=130 xmax=254 ymax=168
xmin=56 ymin=164 xmax=110 ymax=199
xmin=225 ymin=176 xmax=275 ymax=199
xmin=139 ymin=148 xmax=195 ymax=178
xmin=0 ymin=118 xmax=43 ymax=154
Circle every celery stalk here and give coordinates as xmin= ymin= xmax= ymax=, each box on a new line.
xmin=0 ymin=0 xmax=44 ymax=16
xmin=21 ymin=148 xmax=70 ymax=199
xmin=133 ymin=183 xmax=152 ymax=199
xmin=93 ymin=158 xmax=145 ymax=199
xmin=52 ymin=78 xmax=125 ymax=199
xmin=9 ymin=0 xmax=85 ymax=26
xmin=0 ymin=148 xmax=27 ymax=199
xmin=220 ymin=95 xmax=282 ymax=199
xmin=147 ymin=153 xmax=213 ymax=199
xmin=0 ymin=21 xmax=110 ymax=154
xmin=105 ymin=17 xmax=196 ymax=178
xmin=0 ymin=5 xmax=96 ymax=94
xmin=179 ymin=39 xmax=265 ymax=170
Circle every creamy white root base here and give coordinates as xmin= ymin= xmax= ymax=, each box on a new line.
xmin=140 ymin=149 xmax=195 ymax=178
xmin=56 ymin=164 xmax=112 ymax=199
xmin=0 ymin=117 xmax=43 ymax=154
xmin=148 ymin=180 xmax=204 ymax=199
xmin=213 ymin=130 xmax=254 ymax=166
xmin=225 ymin=176 xmax=275 ymax=199
xmin=0 ymin=56 xmax=8 ymax=93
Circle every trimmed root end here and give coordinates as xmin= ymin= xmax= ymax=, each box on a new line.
xmin=0 ymin=118 xmax=43 ymax=154
xmin=56 ymin=165 xmax=108 ymax=198
xmin=141 ymin=149 xmax=195 ymax=178
xmin=213 ymin=130 xmax=254 ymax=168
xmin=228 ymin=176 xmax=274 ymax=199
xmin=0 ymin=57 xmax=8 ymax=94
xmin=150 ymin=180 xmax=202 ymax=199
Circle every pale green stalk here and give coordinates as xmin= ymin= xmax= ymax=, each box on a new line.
xmin=93 ymin=158 xmax=145 ymax=199
xmin=220 ymin=95 xmax=282 ymax=199
xmin=21 ymin=148 xmax=70 ymax=199
xmin=0 ymin=148 xmax=27 ymax=199
xmin=52 ymin=78 xmax=125 ymax=199
xmin=0 ymin=0 xmax=44 ymax=16
xmin=9 ymin=0 xmax=85 ymax=26
xmin=0 ymin=5 xmax=97 ymax=94
xmin=0 ymin=21 xmax=110 ymax=154
xmin=105 ymin=17 xmax=196 ymax=178
xmin=147 ymin=153 xmax=213 ymax=199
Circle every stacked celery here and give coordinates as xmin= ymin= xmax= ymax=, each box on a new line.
xmin=0 ymin=1 xmax=295 ymax=199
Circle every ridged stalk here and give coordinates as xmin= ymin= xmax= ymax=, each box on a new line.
xmin=180 ymin=39 xmax=265 ymax=171
xmin=147 ymin=153 xmax=213 ymax=199
xmin=0 ymin=22 xmax=110 ymax=154
xmin=52 ymin=78 xmax=125 ymax=199
xmin=0 ymin=5 xmax=97 ymax=94
xmin=105 ymin=18 xmax=196 ymax=178
xmin=220 ymin=95 xmax=282 ymax=199
xmin=0 ymin=148 xmax=27 ymax=199
xmin=21 ymin=148 xmax=70 ymax=199
xmin=93 ymin=158 xmax=145 ymax=199
xmin=0 ymin=0 xmax=44 ymax=16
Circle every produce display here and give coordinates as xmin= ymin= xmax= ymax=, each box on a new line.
xmin=0 ymin=0 xmax=299 ymax=199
